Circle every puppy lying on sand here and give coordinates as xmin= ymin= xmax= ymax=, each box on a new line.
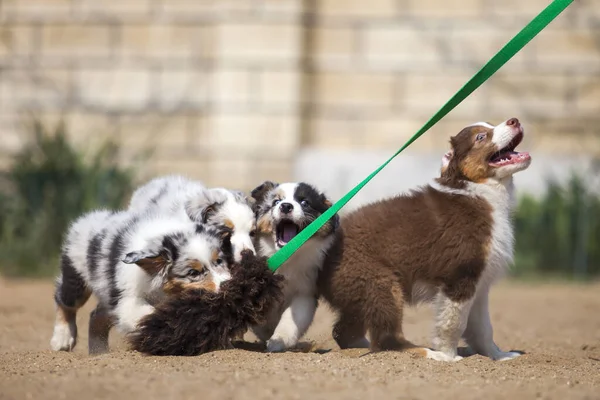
xmin=128 ymin=251 xmax=284 ymax=356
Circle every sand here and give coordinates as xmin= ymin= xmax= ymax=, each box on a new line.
xmin=1 ymin=278 xmax=599 ymax=400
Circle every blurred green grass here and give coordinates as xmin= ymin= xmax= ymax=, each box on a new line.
xmin=0 ymin=120 xmax=598 ymax=280
xmin=0 ymin=120 xmax=135 ymax=277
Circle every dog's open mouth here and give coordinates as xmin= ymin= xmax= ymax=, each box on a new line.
xmin=276 ymin=220 xmax=300 ymax=248
xmin=489 ymin=131 xmax=530 ymax=167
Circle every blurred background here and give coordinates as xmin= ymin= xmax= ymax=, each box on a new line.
xmin=0 ymin=0 xmax=598 ymax=279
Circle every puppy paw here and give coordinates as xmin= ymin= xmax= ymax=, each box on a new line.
xmin=494 ymin=351 xmax=522 ymax=361
xmin=266 ymin=338 xmax=287 ymax=353
xmin=50 ymin=324 xmax=76 ymax=352
xmin=425 ymin=349 xmax=463 ymax=362
xmin=348 ymin=337 xmax=371 ymax=349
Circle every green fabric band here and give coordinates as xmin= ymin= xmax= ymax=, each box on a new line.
xmin=267 ymin=0 xmax=574 ymax=271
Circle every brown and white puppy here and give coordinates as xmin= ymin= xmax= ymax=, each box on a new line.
xmin=319 ymin=118 xmax=531 ymax=362
xmin=250 ymin=182 xmax=339 ymax=352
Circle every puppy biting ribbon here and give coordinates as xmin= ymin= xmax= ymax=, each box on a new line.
xmin=128 ymin=252 xmax=284 ymax=356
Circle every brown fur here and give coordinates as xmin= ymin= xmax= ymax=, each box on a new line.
xmin=438 ymin=124 xmax=498 ymax=189
xmin=127 ymin=252 xmax=284 ymax=356
xmin=133 ymin=254 xmax=170 ymax=276
xmin=318 ymin=121 xmax=524 ymax=354
xmin=256 ymin=214 xmax=273 ymax=234
xmin=163 ymin=279 xmax=217 ymax=294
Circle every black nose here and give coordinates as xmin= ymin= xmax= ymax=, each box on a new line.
xmin=507 ymin=118 xmax=519 ymax=127
xmin=279 ymin=202 xmax=293 ymax=214
xmin=240 ymin=249 xmax=254 ymax=258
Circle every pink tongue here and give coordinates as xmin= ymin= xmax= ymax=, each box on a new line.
xmin=282 ymin=225 xmax=297 ymax=243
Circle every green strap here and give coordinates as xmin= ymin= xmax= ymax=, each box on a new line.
xmin=267 ymin=0 xmax=573 ymax=271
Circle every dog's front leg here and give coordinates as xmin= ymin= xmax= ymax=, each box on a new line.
xmin=463 ymin=286 xmax=521 ymax=361
xmin=115 ymin=297 xmax=155 ymax=334
xmin=430 ymin=291 xmax=474 ymax=362
xmin=266 ymin=295 xmax=317 ymax=353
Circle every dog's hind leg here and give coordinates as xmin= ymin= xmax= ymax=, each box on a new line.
xmin=365 ymin=280 xmax=415 ymax=352
xmin=89 ymin=304 xmax=113 ymax=355
xmin=333 ymin=313 xmax=369 ymax=349
xmin=50 ymin=255 xmax=92 ymax=352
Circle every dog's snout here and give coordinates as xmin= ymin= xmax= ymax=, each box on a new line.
xmin=240 ymin=249 xmax=254 ymax=258
xmin=279 ymin=202 xmax=293 ymax=214
xmin=507 ymin=118 xmax=519 ymax=127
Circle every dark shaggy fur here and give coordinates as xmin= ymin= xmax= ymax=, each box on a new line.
xmin=127 ymin=252 xmax=284 ymax=356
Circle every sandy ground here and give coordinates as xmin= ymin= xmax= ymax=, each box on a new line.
xmin=0 ymin=278 xmax=599 ymax=400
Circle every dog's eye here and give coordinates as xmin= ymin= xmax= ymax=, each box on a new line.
xmin=272 ymin=199 xmax=281 ymax=207
xmin=300 ymin=200 xmax=309 ymax=208
xmin=476 ymin=133 xmax=486 ymax=142
xmin=187 ymin=269 xmax=202 ymax=278
xmin=215 ymin=258 xmax=224 ymax=266
xmin=249 ymin=229 xmax=256 ymax=237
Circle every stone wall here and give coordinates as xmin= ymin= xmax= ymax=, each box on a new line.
xmin=0 ymin=0 xmax=599 ymax=192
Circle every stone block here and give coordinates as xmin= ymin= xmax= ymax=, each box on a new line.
xmin=261 ymin=0 xmax=302 ymax=16
xmin=487 ymin=0 xmax=556 ymax=16
xmin=203 ymin=113 xmax=299 ymax=153
xmin=307 ymin=117 xmax=365 ymax=149
xmin=77 ymin=69 xmax=151 ymax=110
xmin=449 ymin=26 xmax=516 ymax=62
xmin=118 ymin=114 xmax=193 ymax=160
xmin=408 ymin=0 xmax=482 ymax=17
xmin=318 ymin=0 xmax=397 ymax=18
xmin=214 ymin=23 xmax=301 ymax=63
xmin=487 ymin=74 xmax=567 ymax=117
xmin=314 ymin=72 xmax=395 ymax=109
xmin=402 ymin=73 xmax=486 ymax=118
xmin=533 ymin=29 xmax=600 ymax=66
xmin=211 ymin=69 xmax=253 ymax=105
xmin=120 ymin=25 xmax=206 ymax=60
xmin=65 ymin=112 xmax=118 ymax=147
xmin=0 ymin=68 xmax=72 ymax=110
xmin=41 ymin=24 xmax=111 ymax=58
xmin=206 ymin=157 xmax=255 ymax=190
xmin=363 ymin=117 xmax=432 ymax=150
xmin=158 ymin=0 xmax=215 ymax=15
xmin=78 ymin=0 xmax=152 ymax=16
xmin=575 ymin=75 xmax=600 ymax=115
xmin=312 ymin=27 xmax=356 ymax=65
xmin=158 ymin=70 xmax=208 ymax=110
xmin=363 ymin=25 xmax=441 ymax=67
xmin=2 ymin=0 xmax=72 ymax=19
xmin=0 ymin=25 xmax=36 ymax=58
xmin=148 ymin=159 xmax=212 ymax=182
xmin=258 ymin=70 xmax=300 ymax=108
xmin=253 ymin=159 xmax=292 ymax=189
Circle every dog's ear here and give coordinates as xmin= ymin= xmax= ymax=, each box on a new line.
xmin=229 ymin=189 xmax=250 ymax=205
xmin=123 ymin=249 xmax=172 ymax=276
xmin=185 ymin=188 xmax=228 ymax=223
xmin=441 ymin=150 xmax=453 ymax=172
xmin=250 ymin=181 xmax=278 ymax=204
xmin=320 ymin=194 xmax=339 ymax=231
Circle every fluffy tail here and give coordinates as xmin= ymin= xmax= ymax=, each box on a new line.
xmin=127 ymin=253 xmax=284 ymax=356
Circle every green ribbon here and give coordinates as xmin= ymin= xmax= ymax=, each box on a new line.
xmin=267 ymin=0 xmax=574 ymax=271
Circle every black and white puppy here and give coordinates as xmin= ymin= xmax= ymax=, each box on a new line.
xmin=250 ymin=182 xmax=339 ymax=352
xmin=50 ymin=209 xmax=231 ymax=354
xmin=128 ymin=175 xmax=256 ymax=263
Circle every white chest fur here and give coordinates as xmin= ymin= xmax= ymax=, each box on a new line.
xmin=259 ymin=236 xmax=333 ymax=300
xmin=430 ymin=178 xmax=516 ymax=287
xmin=468 ymin=178 xmax=516 ymax=286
